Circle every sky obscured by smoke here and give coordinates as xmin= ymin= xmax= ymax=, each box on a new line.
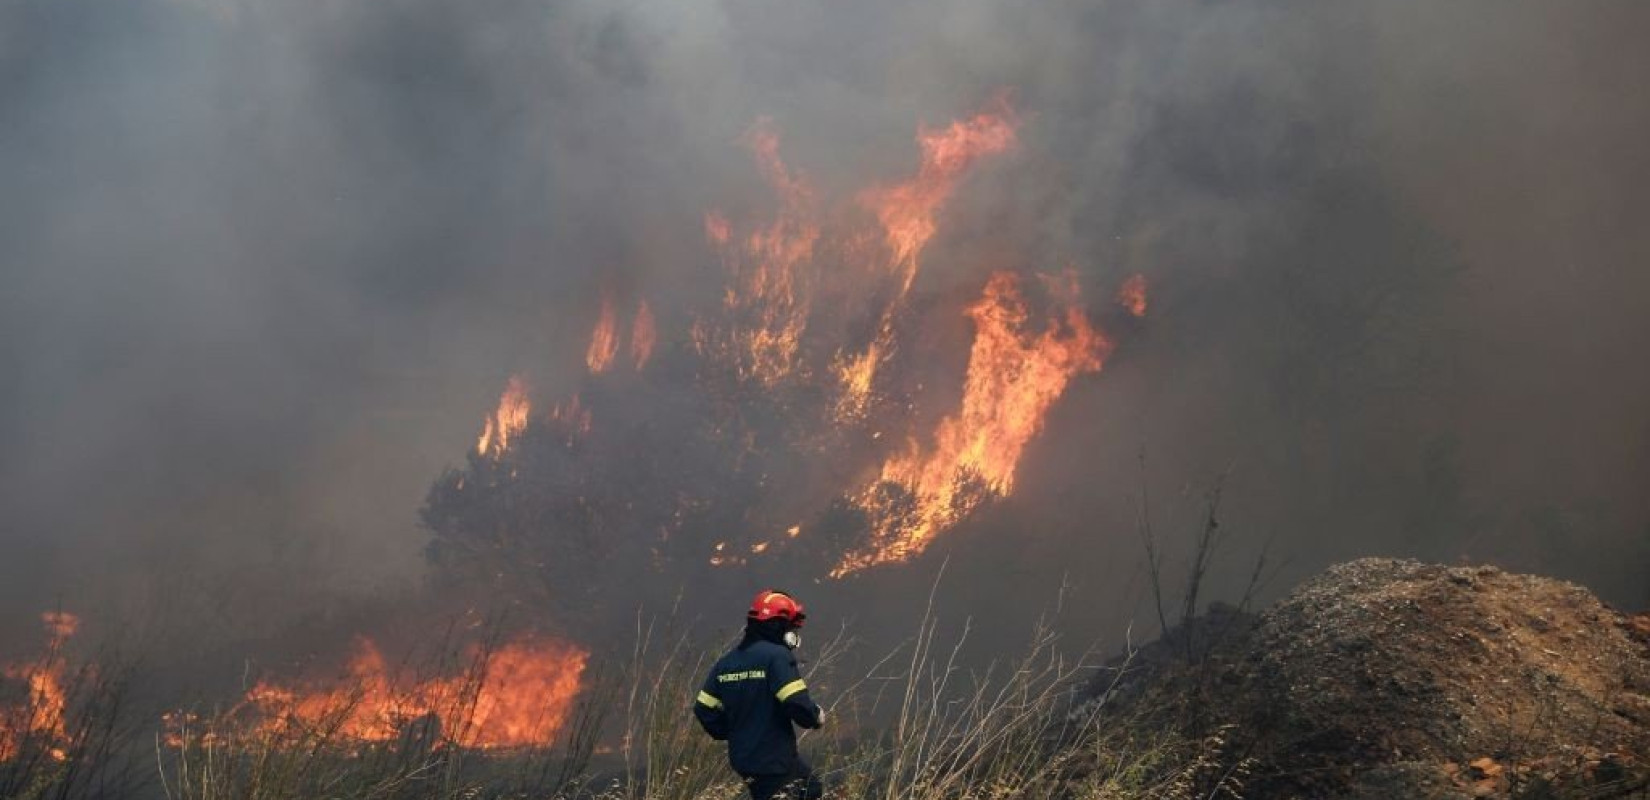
xmin=1 ymin=0 xmax=1645 ymax=652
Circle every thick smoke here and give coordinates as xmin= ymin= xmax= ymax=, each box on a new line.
xmin=1 ymin=0 xmax=1646 ymax=672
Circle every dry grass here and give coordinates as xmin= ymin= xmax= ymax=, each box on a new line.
xmin=0 ymin=594 xmax=1213 ymax=800
xmin=0 ymin=640 xmax=144 ymax=800
xmin=155 ymin=627 xmax=609 ymax=800
xmin=788 ymin=571 xmax=1231 ymax=800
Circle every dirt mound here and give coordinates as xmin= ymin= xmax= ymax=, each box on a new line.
xmin=1099 ymin=558 xmax=1650 ymax=798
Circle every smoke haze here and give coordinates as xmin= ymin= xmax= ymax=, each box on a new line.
xmin=1 ymin=0 xmax=1646 ymax=662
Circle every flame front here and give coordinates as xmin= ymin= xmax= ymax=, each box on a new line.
xmin=468 ymin=100 xmax=1141 ymax=583
xmin=245 ymin=635 xmax=587 ymax=750
xmin=0 ymin=612 xmax=80 ymax=762
xmin=837 ymin=272 xmax=1111 ymax=576
xmin=695 ymin=120 xmax=820 ymax=385
xmin=835 ymin=105 xmax=1019 ymax=421
xmin=860 ymin=103 xmax=1019 ymax=295
xmin=477 ymin=375 xmax=531 ymax=456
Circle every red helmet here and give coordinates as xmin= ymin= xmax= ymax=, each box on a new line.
xmin=748 ymin=589 xmax=806 ymax=628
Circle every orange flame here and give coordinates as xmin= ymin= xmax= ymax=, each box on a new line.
xmin=830 ymin=347 xmax=881 ymax=423
xmin=836 ymin=103 xmax=1019 ymax=421
xmin=697 ymin=120 xmax=820 ymax=385
xmin=586 ymin=295 xmax=620 ymax=374
xmin=477 ymin=375 xmax=531 ymax=456
xmin=245 ymin=635 xmax=587 ymax=750
xmin=0 ymin=612 xmax=80 ymax=762
xmin=455 ymin=102 xmax=1130 ymax=585
xmin=1116 ymin=273 xmax=1148 ymax=317
xmin=631 ymin=300 xmax=656 ymax=370
xmin=837 ymin=272 xmax=1110 ymax=576
xmin=860 ymin=104 xmax=1019 ymax=294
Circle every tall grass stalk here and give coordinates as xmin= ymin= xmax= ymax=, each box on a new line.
xmin=0 ymin=596 xmax=1219 ymax=799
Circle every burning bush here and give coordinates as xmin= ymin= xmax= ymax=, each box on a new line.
xmin=233 ymin=635 xmax=587 ymax=751
xmin=421 ymin=101 xmax=1147 ymax=625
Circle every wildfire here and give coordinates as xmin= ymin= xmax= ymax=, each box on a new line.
xmin=860 ymin=103 xmax=1019 ymax=294
xmin=631 ymin=299 xmax=656 ymax=370
xmin=830 ymin=346 xmax=882 ymax=423
xmin=477 ymin=375 xmax=532 ymax=456
xmin=837 ymin=272 xmax=1112 ymax=576
xmin=835 ymin=103 xmax=1019 ymax=421
xmin=456 ymin=101 xmax=1141 ymax=587
xmin=244 ymin=635 xmax=587 ymax=750
xmin=1116 ymin=273 xmax=1148 ymax=317
xmin=586 ymin=295 xmax=620 ymax=374
xmin=0 ymin=611 xmax=80 ymax=762
xmin=697 ymin=120 xmax=820 ymax=385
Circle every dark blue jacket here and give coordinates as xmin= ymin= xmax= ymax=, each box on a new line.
xmin=694 ymin=633 xmax=822 ymax=776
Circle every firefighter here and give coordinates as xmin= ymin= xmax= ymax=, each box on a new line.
xmin=694 ymin=589 xmax=825 ymax=800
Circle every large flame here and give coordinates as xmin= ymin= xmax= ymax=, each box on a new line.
xmin=837 ymin=272 xmax=1113 ymax=576
xmin=695 ymin=120 xmax=820 ymax=385
xmin=465 ymin=101 xmax=1137 ymax=582
xmin=860 ymin=103 xmax=1019 ymax=295
xmin=0 ymin=612 xmax=80 ymax=762
xmin=477 ymin=375 xmax=531 ymax=456
xmin=835 ymin=104 xmax=1019 ymax=421
xmin=244 ymin=635 xmax=587 ymax=750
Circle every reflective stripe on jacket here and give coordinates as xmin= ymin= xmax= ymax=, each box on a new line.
xmin=693 ymin=638 xmax=822 ymax=776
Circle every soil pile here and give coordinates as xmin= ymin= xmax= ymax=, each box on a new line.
xmin=1098 ymin=558 xmax=1650 ymax=798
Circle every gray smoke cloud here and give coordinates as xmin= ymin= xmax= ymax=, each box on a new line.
xmin=1 ymin=0 xmax=1646 ymax=662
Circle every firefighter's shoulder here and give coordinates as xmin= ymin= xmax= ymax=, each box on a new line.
xmin=744 ymin=639 xmax=790 ymax=664
xmin=711 ymin=647 xmax=767 ymax=681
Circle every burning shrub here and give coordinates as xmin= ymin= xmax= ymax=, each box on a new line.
xmin=422 ymin=102 xmax=1147 ymax=627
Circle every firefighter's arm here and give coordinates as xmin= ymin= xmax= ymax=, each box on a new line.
xmin=770 ymin=653 xmax=823 ymax=729
xmin=693 ymin=673 xmax=730 ymax=740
